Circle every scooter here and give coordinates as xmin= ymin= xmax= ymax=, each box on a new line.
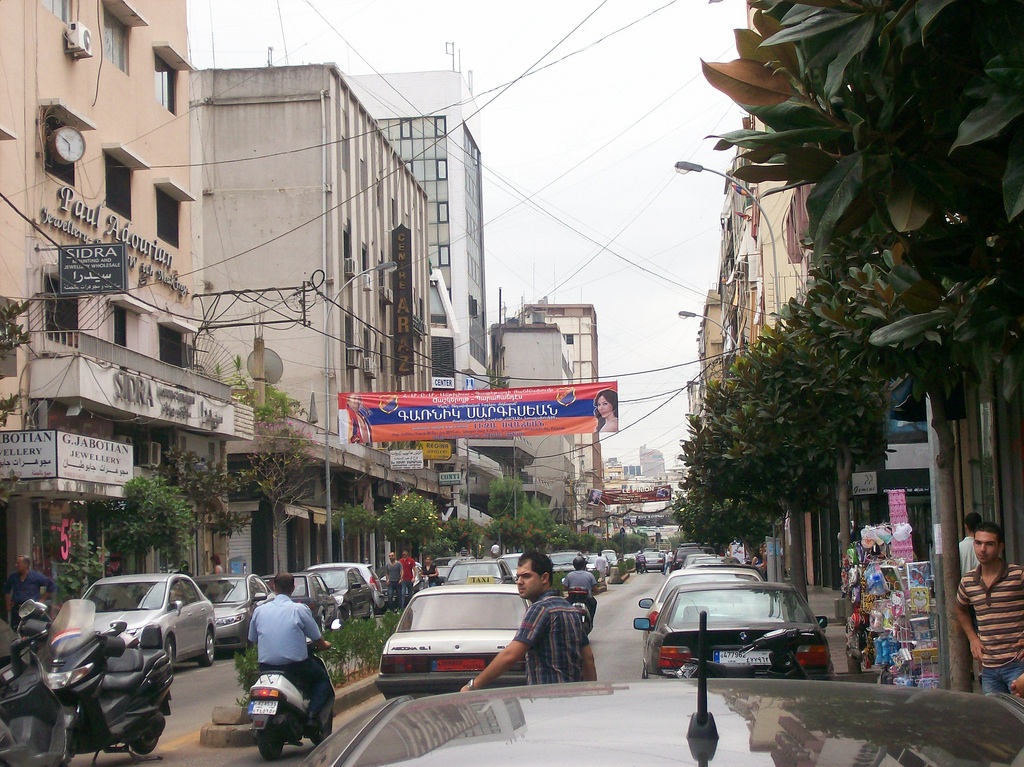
xmin=565 ymin=588 xmax=594 ymax=635
xmin=32 ymin=599 xmax=173 ymax=760
xmin=0 ymin=604 xmax=73 ymax=767
xmin=248 ymin=647 xmax=336 ymax=761
xmin=678 ymin=627 xmax=815 ymax=680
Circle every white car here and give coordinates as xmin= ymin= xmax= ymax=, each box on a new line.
xmin=376 ymin=584 xmax=529 ymax=698
xmin=310 ymin=562 xmax=386 ymax=615
xmin=83 ymin=573 xmax=216 ymax=667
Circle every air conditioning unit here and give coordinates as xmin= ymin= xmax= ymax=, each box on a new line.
xmin=379 ymin=285 xmax=393 ymax=304
xmin=362 ymin=274 xmax=373 ymax=291
xmin=65 ymin=22 xmax=93 ymax=59
xmin=362 ymin=356 xmax=376 ymax=377
xmin=343 ymin=258 xmax=356 ymax=277
xmin=141 ymin=441 xmax=162 ymax=468
xmin=345 ymin=346 xmax=361 ymax=368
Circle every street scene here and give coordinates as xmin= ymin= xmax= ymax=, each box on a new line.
xmin=3 ymin=0 xmax=1024 ymax=765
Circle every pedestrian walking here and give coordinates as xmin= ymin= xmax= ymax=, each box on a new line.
xmin=955 ymin=521 xmax=1024 ymax=694
xmin=422 ymin=556 xmax=440 ymax=587
xmin=384 ymin=552 xmax=402 ymax=611
xmin=210 ymin=554 xmax=224 ymax=574
xmin=399 ymin=549 xmax=417 ymax=607
xmin=460 ymin=551 xmax=596 ymax=691
xmin=3 ymin=555 xmax=55 ymax=631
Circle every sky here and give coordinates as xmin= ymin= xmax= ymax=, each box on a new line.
xmin=186 ymin=0 xmax=745 ymax=471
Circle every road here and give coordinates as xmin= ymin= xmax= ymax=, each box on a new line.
xmin=72 ymin=571 xmax=662 ymax=767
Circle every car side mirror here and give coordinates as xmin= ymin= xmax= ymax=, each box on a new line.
xmin=816 ymin=615 xmax=828 ymax=629
xmin=633 ymin=617 xmax=651 ymax=631
xmin=171 ymin=600 xmax=183 ymax=615
xmin=638 ymin=598 xmax=653 ymax=609
xmin=328 ymin=587 xmax=338 ymax=594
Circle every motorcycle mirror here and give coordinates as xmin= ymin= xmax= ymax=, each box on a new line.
xmin=18 ymin=600 xmax=46 ymax=619
xmin=816 ymin=615 xmax=828 ymax=629
xmin=108 ymin=620 xmax=128 ymax=634
xmin=139 ymin=624 xmax=163 ymax=649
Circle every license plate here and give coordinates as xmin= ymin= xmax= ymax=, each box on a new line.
xmin=248 ymin=701 xmax=278 ymax=715
xmin=467 ymin=575 xmax=496 ymax=584
xmin=713 ymin=650 xmax=772 ymax=665
xmin=433 ymin=658 xmax=486 ymax=672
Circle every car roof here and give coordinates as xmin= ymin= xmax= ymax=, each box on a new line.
xmin=305 ymin=679 xmax=1024 ymax=766
xmin=419 ymin=584 xmax=521 ymax=596
xmin=92 ymin=573 xmax=182 ymax=584
xmin=194 ymin=574 xmax=249 ymax=581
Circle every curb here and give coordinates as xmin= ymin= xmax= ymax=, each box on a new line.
xmin=199 ymin=674 xmax=381 ymax=748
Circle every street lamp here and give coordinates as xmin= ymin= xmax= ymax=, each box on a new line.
xmin=674 ymin=161 xmax=782 ymax=315
xmin=678 ymin=309 xmax=736 ymax=350
xmin=323 ymin=260 xmax=397 ymax=561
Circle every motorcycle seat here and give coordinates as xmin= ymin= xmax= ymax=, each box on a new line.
xmin=102 ymin=649 xmax=146 ymax=692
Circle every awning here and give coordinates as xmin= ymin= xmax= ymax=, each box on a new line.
xmin=302 ymin=505 xmax=328 ymax=525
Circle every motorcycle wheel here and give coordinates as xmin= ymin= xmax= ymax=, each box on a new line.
xmin=257 ymin=729 xmax=285 ymax=761
xmin=131 ymin=734 xmax=160 ymax=756
xmin=311 ymin=714 xmax=333 ymax=745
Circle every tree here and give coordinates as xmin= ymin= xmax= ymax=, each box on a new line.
xmin=161 ymin=447 xmax=243 ymax=537
xmin=487 ymin=476 xmax=528 ymax=519
xmin=379 ymin=493 xmax=441 ymax=553
xmin=56 ymin=521 xmax=104 ymax=599
xmin=103 ymin=476 xmax=193 ymax=568
xmin=241 ymin=419 xmax=319 ymax=571
xmin=441 ymin=518 xmax=483 ymax=554
xmin=334 ymin=502 xmax=378 ymax=538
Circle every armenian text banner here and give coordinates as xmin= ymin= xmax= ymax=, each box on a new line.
xmin=338 ymin=382 xmax=617 ymax=443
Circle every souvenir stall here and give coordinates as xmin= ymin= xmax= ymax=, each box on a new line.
xmin=842 ymin=489 xmax=941 ymax=687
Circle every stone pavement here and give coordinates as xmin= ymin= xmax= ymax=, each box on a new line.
xmin=806 ymin=585 xmax=879 ymax=683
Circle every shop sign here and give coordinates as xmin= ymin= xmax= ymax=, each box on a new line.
xmin=392 ymin=225 xmax=414 ymax=377
xmin=418 ymin=441 xmax=453 ymax=461
xmin=59 ymin=243 xmax=128 ymax=295
xmin=0 ymin=430 xmax=57 ymax=479
xmin=389 ymin=450 xmax=424 ymax=470
xmin=108 ymin=368 xmax=228 ymax=431
xmin=439 ymin=471 xmax=463 ymax=486
xmin=0 ymin=430 xmax=131 ymax=485
xmin=852 ymin=471 xmax=877 ymax=495
xmin=432 ymin=376 xmax=456 ymax=389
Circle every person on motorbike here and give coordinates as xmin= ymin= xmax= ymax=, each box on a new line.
xmin=248 ymin=573 xmax=334 ymax=734
xmin=562 ymin=556 xmax=598 ymax=622
xmin=635 ymin=551 xmax=647 ymax=573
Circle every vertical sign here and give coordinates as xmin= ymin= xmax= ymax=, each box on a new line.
xmin=392 ymin=225 xmax=414 ymax=377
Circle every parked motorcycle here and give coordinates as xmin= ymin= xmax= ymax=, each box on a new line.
xmin=678 ymin=626 xmax=814 ymax=680
xmin=33 ymin=599 xmax=173 ymax=759
xmin=0 ymin=603 xmax=73 ymax=767
xmin=248 ymin=648 xmax=335 ymax=761
xmin=565 ymin=588 xmax=594 ymax=635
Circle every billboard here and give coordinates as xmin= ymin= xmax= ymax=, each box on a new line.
xmin=587 ymin=485 xmax=673 ymax=505
xmin=338 ymin=382 xmax=618 ymax=443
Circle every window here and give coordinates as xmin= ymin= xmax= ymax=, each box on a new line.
xmin=343 ymin=221 xmax=351 ymax=261
xmin=158 ymin=325 xmax=186 ymax=367
xmin=437 ymin=202 xmax=449 ymax=223
xmin=437 ymin=245 xmax=450 ymax=267
xmin=436 ymin=160 xmax=448 ymax=180
xmin=400 ymin=119 xmax=413 ymax=139
xmin=434 ymin=116 xmax=446 ymax=137
xmin=154 ymin=56 xmax=176 ymax=113
xmin=113 ymin=306 xmax=127 ymax=347
xmin=564 ymin=334 xmax=575 ymax=345
xmin=42 ymin=0 xmax=70 ymax=21
xmin=105 ymin=155 xmax=132 ymax=218
xmin=361 ymin=244 xmax=368 ymax=272
xmin=102 ymin=11 xmax=128 ymax=73
xmin=155 ymin=188 xmax=179 ymax=246
xmin=43 ymin=274 xmax=78 ymax=338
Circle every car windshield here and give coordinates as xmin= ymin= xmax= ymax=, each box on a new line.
xmin=446 ymin=563 xmax=502 ymax=583
xmin=198 ymin=578 xmax=248 ymax=604
xmin=314 ymin=570 xmax=350 ymax=590
xmin=666 ymin=588 xmax=814 ymax=627
xmin=657 ymin=572 xmax=761 ymax=604
xmin=549 ymin=552 xmax=578 ymax=567
xmin=398 ymin=593 xmax=525 ymax=631
xmin=84 ymin=581 xmax=167 ymax=611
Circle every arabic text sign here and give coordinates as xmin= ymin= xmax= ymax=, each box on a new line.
xmin=0 ymin=430 xmax=133 ymax=485
xmin=338 ymin=382 xmax=618 ymax=443
xmin=0 ymin=430 xmax=57 ymax=479
xmin=59 ymin=243 xmax=128 ymax=295
xmin=389 ymin=450 xmax=424 ymax=470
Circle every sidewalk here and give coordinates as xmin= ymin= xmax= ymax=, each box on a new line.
xmin=806 ymin=585 xmax=879 ymax=683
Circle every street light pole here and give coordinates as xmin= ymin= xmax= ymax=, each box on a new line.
xmin=323 ymin=260 xmax=397 ymax=562
xmin=674 ymin=161 xmax=782 ymax=316
xmin=678 ymin=309 xmax=736 ymax=350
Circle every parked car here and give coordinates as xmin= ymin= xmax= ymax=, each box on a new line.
xmin=671 ymin=543 xmax=715 ymax=571
xmin=600 ymin=549 xmax=619 ymax=567
xmin=304 ymin=565 xmax=374 ymax=621
xmin=264 ymin=572 xmax=339 ymax=631
xmin=499 ymin=552 xmax=522 ymax=573
xmin=310 ymin=562 xmax=386 ymax=614
xmin=376 ymin=584 xmax=529 ymax=698
xmin=195 ymin=573 xmax=271 ymax=651
xmin=302 ymin=675 xmax=1024 ymax=767
xmin=82 ymin=572 xmax=216 ymax=667
xmin=442 ymin=558 xmax=514 ymax=585
xmin=636 ymin=564 xmax=766 ymax=631
xmin=635 ymin=581 xmax=832 ymax=680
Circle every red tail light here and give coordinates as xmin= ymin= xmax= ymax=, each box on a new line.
xmin=658 ymin=646 xmax=692 ymax=670
xmin=795 ymin=643 xmax=829 ymax=669
xmin=647 ymin=610 xmax=659 ymax=626
xmin=250 ymin=687 xmax=280 ymax=699
xmin=379 ymin=655 xmax=432 ymax=674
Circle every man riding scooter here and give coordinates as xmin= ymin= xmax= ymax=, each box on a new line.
xmin=248 ymin=573 xmax=334 ymax=737
xmin=562 ymin=556 xmax=598 ymax=624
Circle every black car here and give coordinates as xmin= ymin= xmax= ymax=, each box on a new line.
xmin=671 ymin=543 xmax=715 ymax=571
xmin=265 ymin=572 xmax=339 ymax=631
xmin=634 ymin=581 xmax=832 ymax=680
xmin=305 ymin=565 xmax=374 ymax=621
xmin=299 ymin=678 xmax=1024 ymax=767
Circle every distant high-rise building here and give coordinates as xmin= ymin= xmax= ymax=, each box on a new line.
xmin=639 ymin=446 xmax=667 ymax=480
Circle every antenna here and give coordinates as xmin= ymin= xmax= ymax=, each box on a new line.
xmin=686 ymin=610 xmax=719 ymax=765
xmin=446 ymin=42 xmax=456 ymax=72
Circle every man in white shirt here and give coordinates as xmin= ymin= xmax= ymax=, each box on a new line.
xmin=960 ymin=512 xmax=982 ymax=576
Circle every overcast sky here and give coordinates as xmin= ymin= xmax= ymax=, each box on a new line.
xmin=186 ymin=0 xmax=745 ymax=470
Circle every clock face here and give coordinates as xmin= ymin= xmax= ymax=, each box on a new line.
xmin=51 ymin=125 xmax=85 ymax=164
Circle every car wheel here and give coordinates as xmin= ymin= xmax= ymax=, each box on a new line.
xmin=163 ymin=635 xmax=176 ymax=669
xmin=198 ymin=628 xmax=215 ymax=667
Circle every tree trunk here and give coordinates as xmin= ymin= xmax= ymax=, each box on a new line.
xmin=836 ymin=445 xmax=853 ymax=554
xmin=928 ymin=387 xmax=972 ymax=692
xmin=788 ymin=507 xmax=809 ymax=600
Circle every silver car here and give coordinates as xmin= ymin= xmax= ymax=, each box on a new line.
xmin=195 ymin=574 xmax=271 ymax=652
xmin=309 ymin=562 xmax=386 ymax=614
xmin=83 ymin=573 xmax=216 ymax=667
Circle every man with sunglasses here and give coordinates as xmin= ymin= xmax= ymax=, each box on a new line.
xmin=460 ymin=551 xmax=596 ymax=691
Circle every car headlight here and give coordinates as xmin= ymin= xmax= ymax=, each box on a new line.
xmin=215 ymin=614 xmax=244 ymax=627
xmin=45 ymin=663 xmax=93 ymax=690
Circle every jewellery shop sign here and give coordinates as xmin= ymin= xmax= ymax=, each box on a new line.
xmin=39 ymin=186 xmax=189 ymax=298
xmin=0 ymin=430 xmax=132 ymax=486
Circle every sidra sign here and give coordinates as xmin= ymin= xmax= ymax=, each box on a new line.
xmin=59 ymin=243 xmax=128 ymax=295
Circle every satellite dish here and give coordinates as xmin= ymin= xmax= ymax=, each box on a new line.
xmin=246 ymin=348 xmax=284 ymax=385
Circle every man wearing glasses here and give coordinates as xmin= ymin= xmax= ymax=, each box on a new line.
xmin=460 ymin=551 xmax=597 ymax=690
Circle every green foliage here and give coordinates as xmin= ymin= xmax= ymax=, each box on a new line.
xmin=487 ymin=476 xmax=528 ymax=519
xmin=102 ymin=476 xmax=193 ymax=566
xmin=439 ymin=518 xmax=483 ymax=554
xmin=334 ymin=503 xmax=378 ymax=537
xmin=161 ymin=447 xmax=244 ymax=537
xmin=56 ymin=522 xmax=105 ymax=600
xmin=618 ymin=558 xmax=632 ymax=576
xmin=379 ymin=493 xmax=441 ymax=551
xmin=227 ymin=357 xmax=305 ymax=421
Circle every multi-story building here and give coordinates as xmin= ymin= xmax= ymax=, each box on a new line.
xmin=0 ymin=0 xmax=244 ymax=579
xmin=190 ymin=64 xmax=438 ymax=571
xmin=638 ymin=445 xmax=666 ymax=481
xmin=347 ymin=71 xmax=487 ymax=383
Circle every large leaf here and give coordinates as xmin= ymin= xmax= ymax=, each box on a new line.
xmin=899 ymin=280 xmax=945 ymax=314
xmin=702 ymin=59 xmax=793 ymax=107
xmin=806 ymin=153 xmax=864 ymax=254
xmin=763 ymin=8 xmax=865 ymax=47
xmin=824 ymin=16 xmax=878 ymax=99
xmin=915 ymin=0 xmax=958 ymax=41
xmin=747 ymin=101 xmax=835 ymax=131
xmin=1004 ymin=125 xmax=1024 ymax=220
xmin=887 ymin=174 xmax=934 ymax=232
xmin=951 ymin=92 xmax=1024 ymax=151
xmin=712 ymin=126 xmax=847 ymax=151
xmin=868 ymin=310 xmax=949 ymax=346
